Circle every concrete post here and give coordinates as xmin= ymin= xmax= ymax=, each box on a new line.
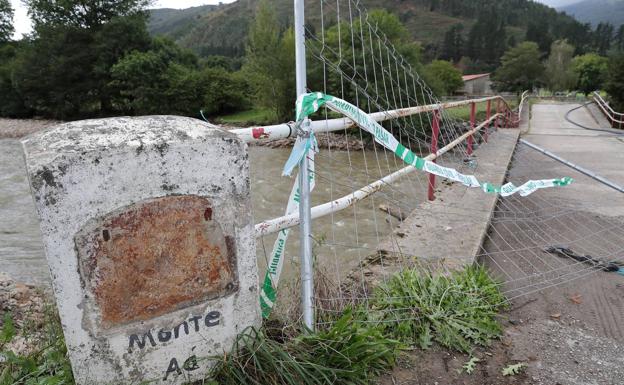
xmin=21 ymin=116 xmax=260 ymax=385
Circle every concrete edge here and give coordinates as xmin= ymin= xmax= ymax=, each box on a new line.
xmin=471 ymin=131 xmax=520 ymax=259
xmin=343 ymin=129 xmax=521 ymax=290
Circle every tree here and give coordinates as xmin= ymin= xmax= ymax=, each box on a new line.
xmin=493 ymin=42 xmax=544 ymax=92
xmin=424 ymin=60 xmax=463 ymax=95
xmin=440 ymin=23 xmax=464 ymax=62
xmin=526 ymin=22 xmax=552 ymax=54
xmin=12 ymin=0 xmax=153 ymax=118
xmin=110 ymin=37 xmax=200 ymax=115
xmin=466 ymin=9 xmax=507 ymax=69
xmin=604 ymin=53 xmax=624 ymax=112
xmin=0 ymin=43 xmax=31 ymax=117
xmin=25 ymin=0 xmax=151 ymax=30
xmin=593 ymin=22 xmax=614 ymax=56
xmin=243 ymin=0 xmax=295 ymax=121
xmin=111 ymin=33 xmax=250 ymax=117
xmin=0 ymin=0 xmax=13 ymax=42
xmin=544 ymin=40 xmax=577 ymax=92
xmin=572 ymin=53 xmax=608 ymax=95
xmin=13 ymin=25 xmax=100 ymax=118
xmin=615 ymin=25 xmax=624 ymax=52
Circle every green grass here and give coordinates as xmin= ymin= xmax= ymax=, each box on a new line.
xmin=209 ymin=310 xmax=399 ymax=385
xmin=215 ymin=108 xmax=277 ymax=125
xmin=0 ymin=308 xmax=73 ymax=385
xmin=445 ymin=99 xmax=519 ymax=122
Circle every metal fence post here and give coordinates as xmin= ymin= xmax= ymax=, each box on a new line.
xmin=428 ymin=110 xmax=440 ymax=201
xmin=467 ymin=102 xmax=475 ymax=155
xmin=496 ymin=99 xmax=502 ymax=129
xmin=485 ymin=100 xmax=491 ymax=143
xmin=294 ymin=0 xmax=314 ymax=331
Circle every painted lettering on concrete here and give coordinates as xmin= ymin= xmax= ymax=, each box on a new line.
xmin=129 ymin=311 xmax=221 ymax=352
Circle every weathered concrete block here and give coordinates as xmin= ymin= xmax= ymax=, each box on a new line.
xmin=21 ymin=116 xmax=260 ymax=384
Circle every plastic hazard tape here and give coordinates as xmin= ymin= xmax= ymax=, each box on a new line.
xmin=261 ymin=92 xmax=572 ymax=318
xmin=289 ymin=92 xmax=573 ymax=197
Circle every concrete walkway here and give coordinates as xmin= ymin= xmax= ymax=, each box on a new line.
xmin=377 ymin=129 xmax=520 ymax=267
xmin=523 ymin=103 xmax=624 ymax=217
xmin=483 ymin=102 xmax=624 ymax=385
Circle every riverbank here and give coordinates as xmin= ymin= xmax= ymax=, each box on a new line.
xmin=0 ymin=119 xmax=58 ymax=139
xmin=0 ymin=272 xmax=50 ymax=356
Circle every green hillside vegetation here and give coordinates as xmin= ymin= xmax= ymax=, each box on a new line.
xmin=2 ymin=0 xmax=624 ymax=124
xmin=148 ymin=4 xmax=218 ymax=39
xmin=148 ymin=0 xmax=595 ymax=69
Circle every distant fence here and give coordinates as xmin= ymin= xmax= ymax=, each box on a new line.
xmin=593 ymin=92 xmax=624 ymax=129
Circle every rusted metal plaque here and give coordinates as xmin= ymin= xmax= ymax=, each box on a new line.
xmin=75 ymin=196 xmax=238 ymax=329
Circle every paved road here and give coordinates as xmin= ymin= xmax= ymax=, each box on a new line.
xmin=523 ymin=102 xmax=624 ymax=216
xmin=482 ymin=102 xmax=624 ymax=385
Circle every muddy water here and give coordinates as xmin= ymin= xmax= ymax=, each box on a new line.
xmin=0 ymin=139 xmax=427 ymax=286
xmin=0 ymin=139 xmax=48 ymax=285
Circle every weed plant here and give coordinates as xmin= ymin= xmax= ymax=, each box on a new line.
xmin=0 ymin=307 xmax=73 ymax=385
xmin=368 ymin=265 xmax=507 ymax=352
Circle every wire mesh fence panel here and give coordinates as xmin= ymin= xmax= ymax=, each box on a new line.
xmin=250 ymin=0 xmax=622 ymax=333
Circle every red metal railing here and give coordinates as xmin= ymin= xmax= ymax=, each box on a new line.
xmin=425 ymin=95 xmax=519 ymax=201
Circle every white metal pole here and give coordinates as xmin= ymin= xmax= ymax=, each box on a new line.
xmin=294 ymin=0 xmax=314 ymax=331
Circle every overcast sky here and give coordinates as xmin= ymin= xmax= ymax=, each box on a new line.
xmin=9 ymin=0 xmax=235 ymax=39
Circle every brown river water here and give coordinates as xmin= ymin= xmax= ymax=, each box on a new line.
xmin=0 ymin=139 xmax=429 ymax=287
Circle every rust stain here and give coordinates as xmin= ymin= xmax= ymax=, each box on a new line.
xmin=76 ymin=196 xmax=237 ymax=329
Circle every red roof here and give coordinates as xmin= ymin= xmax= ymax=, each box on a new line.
xmin=462 ymin=73 xmax=490 ymax=82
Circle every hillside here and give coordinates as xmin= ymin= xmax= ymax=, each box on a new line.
xmin=147 ymin=0 xmax=587 ymax=58
xmin=560 ymin=0 xmax=624 ymax=27
xmin=148 ymin=4 xmax=219 ymax=40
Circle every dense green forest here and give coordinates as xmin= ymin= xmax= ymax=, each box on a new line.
xmin=0 ymin=0 xmax=624 ymax=122
xmin=149 ymin=0 xmax=608 ymax=68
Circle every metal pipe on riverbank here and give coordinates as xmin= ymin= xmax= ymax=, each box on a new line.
xmin=255 ymin=113 xmax=504 ymax=237
xmin=231 ymin=96 xmax=511 ymax=144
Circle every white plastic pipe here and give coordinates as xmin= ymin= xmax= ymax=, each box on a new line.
xmin=231 ymin=96 xmax=506 ymax=143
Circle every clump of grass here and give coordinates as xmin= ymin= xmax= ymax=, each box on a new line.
xmin=209 ymin=310 xmax=400 ymax=385
xmin=368 ymin=265 xmax=507 ymax=352
xmin=0 ymin=306 xmax=73 ymax=385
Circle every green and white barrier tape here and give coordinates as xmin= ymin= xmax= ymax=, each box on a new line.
xmin=260 ymin=122 xmax=317 ymax=318
xmin=289 ymin=92 xmax=573 ymax=197
xmin=261 ymin=92 xmax=573 ymax=318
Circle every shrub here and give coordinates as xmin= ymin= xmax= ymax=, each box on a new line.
xmin=368 ymin=265 xmax=506 ymax=352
